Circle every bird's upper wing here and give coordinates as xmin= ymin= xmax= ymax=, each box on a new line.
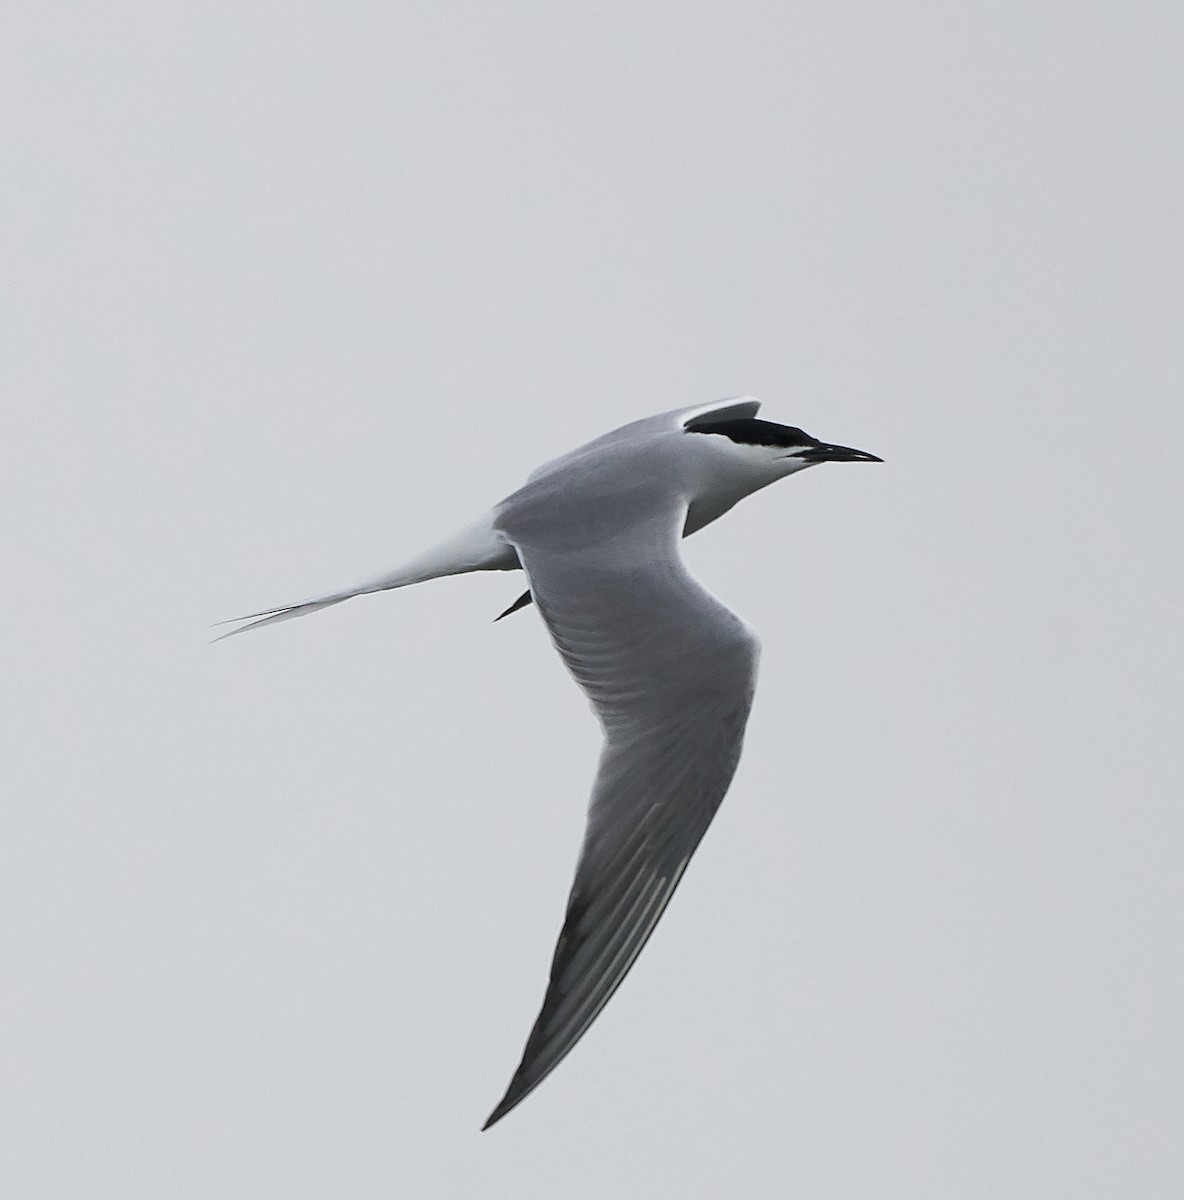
xmin=485 ymin=474 xmax=759 ymax=1128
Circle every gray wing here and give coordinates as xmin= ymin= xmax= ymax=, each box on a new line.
xmin=484 ymin=485 xmax=759 ymax=1128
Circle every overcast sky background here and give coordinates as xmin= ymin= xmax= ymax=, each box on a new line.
xmin=3 ymin=1 xmax=1182 ymax=1196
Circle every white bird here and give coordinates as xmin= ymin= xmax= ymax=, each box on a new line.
xmin=218 ymin=396 xmax=881 ymax=1127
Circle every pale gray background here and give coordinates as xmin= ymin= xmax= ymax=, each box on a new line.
xmin=3 ymin=1 xmax=1181 ymax=1196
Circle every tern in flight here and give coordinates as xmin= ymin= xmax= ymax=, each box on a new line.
xmin=218 ymin=396 xmax=881 ymax=1127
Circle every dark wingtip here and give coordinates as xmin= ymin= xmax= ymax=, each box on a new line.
xmin=480 ymin=1103 xmax=508 ymax=1132
xmin=493 ymin=590 xmax=534 ymax=622
xmin=480 ymin=1058 xmax=538 ymax=1129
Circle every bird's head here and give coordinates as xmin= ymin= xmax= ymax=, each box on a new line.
xmin=685 ymin=416 xmax=882 ymax=479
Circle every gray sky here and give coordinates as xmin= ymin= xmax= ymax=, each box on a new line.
xmin=3 ymin=1 xmax=1182 ymax=1196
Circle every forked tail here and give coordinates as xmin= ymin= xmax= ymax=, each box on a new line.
xmin=212 ymin=513 xmax=519 ymax=641
xmin=211 ymin=595 xmax=355 ymax=641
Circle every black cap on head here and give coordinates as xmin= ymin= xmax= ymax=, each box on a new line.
xmin=686 ymin=417 xmax=816 ymax=446
xmin=687 ymin=417 xmax=881 ymax=461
